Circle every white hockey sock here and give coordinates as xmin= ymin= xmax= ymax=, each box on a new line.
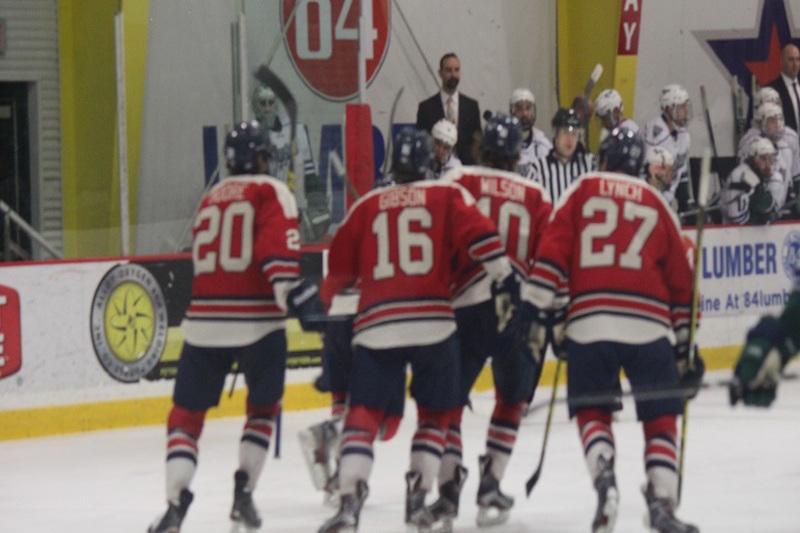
xmin=339 ymin=427 xmax=375 ymax=494
xmin=644 ymin=435 xmax=679 ymax=504
xmin=239 ymin=414 xmax=276 ymax=491
xmin=578 ymin=419 xmax=615 ymax=480
xmin=165 ymin=429 xmax=198 ymax=504
xmin=410 ymin=423 xmax=446 ymax=491
xmin=437 ymin=423 xmax=463 ymax=485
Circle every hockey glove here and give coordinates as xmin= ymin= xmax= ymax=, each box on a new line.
xmin=287 ymin=280 xmax=327 ymax=332
xmin=675 ymin=345 xmax=705 ymax=400
xmin=493 ymin=273 xmax=520 ymax=336
xmin=729 ymin=316 xmax=796 ymax=407
xmin=748 ymin=183 xmax=775 ymax=224
xmin=520 ymin=302 xmax=548 ymax=366
xmin=547 ymin=307 xmax=568 ymax=361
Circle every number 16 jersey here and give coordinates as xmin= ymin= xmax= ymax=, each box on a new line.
xmin=321 ymin=181 xmax=507 ymax=350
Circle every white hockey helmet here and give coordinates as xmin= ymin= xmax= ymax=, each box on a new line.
xmin=594 ymin=89 xmax=623 ymax=118
xmin=432 ymin=118 xmax=458 ymax=147
xmin=659 ymin=84 xmax=691 ymax=128
xmin=510 ymin=88 xmax=535 ymax=106
xmin=755 ymin=102 xmax=785 ymax=139
xmin=251 ymin=85 xmax=277 ymax=123
xmin=646 ymin=146 xmax=674 ymax=168
xmin=748 ymin=136 xmax=777 ymax=159
xmin=753 ymin=86 xmax=781 ymax=108
xmin=659 ymin=84 xmax=690 ymax=109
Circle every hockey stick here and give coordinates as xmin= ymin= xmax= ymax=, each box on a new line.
xmin=525 ymin=358 xmax=564 ymax=496
xmin=580 ymin=64 xmax=603 ymax=151
xmin=677 ymin=148 xmax=711 ymax=506
xmin=380 ymin=87 xmax=404 ymax=177
xmin=699 ymin=86 xmax=718 ymax=158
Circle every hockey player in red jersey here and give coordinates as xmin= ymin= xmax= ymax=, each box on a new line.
xmin=523 ymin=128 xmax=701 ymax=533
xmin=430 ymin=113 xmax=552 ymax=528
xmin=317 ymin=129 xmax=514 ymax=533
xmin=148 ymin=121 xmax=325 ymax=533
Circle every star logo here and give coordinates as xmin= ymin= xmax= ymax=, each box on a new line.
xmin=696 ymin=0 xmax=800 ymax=93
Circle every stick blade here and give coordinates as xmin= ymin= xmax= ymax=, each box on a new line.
xmin=525 ymin=466 xmax=543 ymax=497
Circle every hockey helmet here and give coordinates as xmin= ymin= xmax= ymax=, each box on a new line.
xmin=755 ymin=102 xmax=785 ymax=140
xmin=753 ymin=86 xmax=781 ymax=109
xmin=432 ymin=119 xmax=458 ymax=148
xmin=225 ymin=120 xmax=271 ymax=175
xmin=551 ymin=107 xmax=582 ymax=131
xmin=594 ymin=89 xmax=623 ymax=118
xmin=598 ymin=127 xmax=645 ymax=177
xmin=481 ymin=112 xmax=523 ymax=159
xmin=392 ymin=128 xmax=433 ymax=182
xmin=251 ymin=85 xmax=277 ymax=123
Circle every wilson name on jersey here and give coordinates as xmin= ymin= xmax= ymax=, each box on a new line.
xmin=442 ymin=166 xmax=552 ymax=307
xmin=525 ymin=172 xmax=693 ymax=345
xmin=182 ymin=176 xmax=301 ymax=347
xmin=321 ymin=181 xmax=506 ymax=349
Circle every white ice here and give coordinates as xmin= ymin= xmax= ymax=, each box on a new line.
xmin=1 ymin=369 xmax=798 ymax=533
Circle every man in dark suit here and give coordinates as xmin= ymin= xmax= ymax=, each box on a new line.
xmin=416 ymin=53 xmax=482 ymax=165
xmin=768 ymin=44 xmax=800 ymax=133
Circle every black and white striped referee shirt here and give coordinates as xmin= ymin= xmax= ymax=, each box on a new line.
xmin=529 ymin=148 xmax=595 ymax=203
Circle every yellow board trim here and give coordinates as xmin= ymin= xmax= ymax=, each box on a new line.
xmin=0 ymin=345 xmax=740 ymax=442
xmin=613 ymin=54 xmax=639 ymax=120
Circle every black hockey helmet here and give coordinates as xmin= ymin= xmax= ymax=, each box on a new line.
xmin=551 ymin=107 xmax=582 ymax=131
xmin=481 ymin=112 xmax=523 ymax=160
xmin=598 ymin=127 xmax=645 ymax=177
xmin=392 ymin=128 xmax=433 ymax=182
xmin=224 ymin=120 xmax=271 ymax=175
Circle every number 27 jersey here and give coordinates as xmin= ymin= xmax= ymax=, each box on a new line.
xmin=182 ymin=176 xmax=301 ymax=348
xmin=525 ymin=172 xmax=693 ymax=345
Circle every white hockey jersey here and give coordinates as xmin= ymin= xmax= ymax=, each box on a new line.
xmin=517 ymin=127 xmax=553 ymax=180
xmin=737 ymin=128 xmax=799 ymax=209
xmin=432 ymin=153 xmax=462 ymax=179
xmin=720 ymin=163 xmax=785 ymax=224
xmin=643 ymin=115 xmax=690 ymax=205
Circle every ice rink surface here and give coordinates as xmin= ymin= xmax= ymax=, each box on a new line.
xmin=1 ymin=369 xmax=798 ymax=533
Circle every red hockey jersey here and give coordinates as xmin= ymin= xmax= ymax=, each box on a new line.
xmin=441 ymin=166 xmax=552 ymax=307
xmin=321 ymin=181 xmax=508 ymax=349
xmin=524 ymin=172 xmax=692 ymax=344
xmin=182 ymin=176 xmax=301 ymax=347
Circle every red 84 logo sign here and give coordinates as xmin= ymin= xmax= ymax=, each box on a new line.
xmin=282 ymin=0 xmax=390 ymax=101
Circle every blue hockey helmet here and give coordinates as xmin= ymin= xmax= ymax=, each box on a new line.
xmin=598 ymin=127 xmax=645 ymax=177
xmin=392 ymin=128 xmax=433 ymax=182
xmin=224 ymin=120 xmax=271 ymax=175
xmin=481 ymin=112 xmax=523 ymax=159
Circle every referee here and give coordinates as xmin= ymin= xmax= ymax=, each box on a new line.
xmin=529 ymin=108 xmax=595 ymax=202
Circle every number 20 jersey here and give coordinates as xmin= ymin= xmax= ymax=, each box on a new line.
xmin=320 ymin=181 xmax=506 ymax=349
xmin=525 ymin=172 xmax=693 ymax=345
xmin=441 ymin=166 xmax=552 ymax=308
xmin=182 ymin=175 xmax=301 ymax=348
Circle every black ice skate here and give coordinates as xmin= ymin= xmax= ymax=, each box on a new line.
xmin=643 ymin=483 xmax=699 ymax=533
xmin=230 ymin=470 xmax=262 ymax=531
xmin=317 ymin=479 xmax=369 ymax=533
xmin=592 ymin=456 xmax=619 ymax=533
xmin=299 ymin=420 xmax=339 ymax=491
xmin=405 ymin=471 xmax=450 ymax=532
xmin=147 ymin=488 xmax=193 ymax=533
xmin=428 ymin=465 xmax=468 ymax=531
xmin=475 ymin=455 xmax=514 ymax=528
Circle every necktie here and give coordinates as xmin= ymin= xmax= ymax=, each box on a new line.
xmin=792 ymin=81 xmax=800 ymax=128
xmin=446 ymin=96 xmax=456 ymax=124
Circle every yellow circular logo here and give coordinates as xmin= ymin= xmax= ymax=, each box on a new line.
xmin=103 ymin=281 xmax=156 ymax=363
xmin=91 ymin=264 xmax=168 ymax=382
